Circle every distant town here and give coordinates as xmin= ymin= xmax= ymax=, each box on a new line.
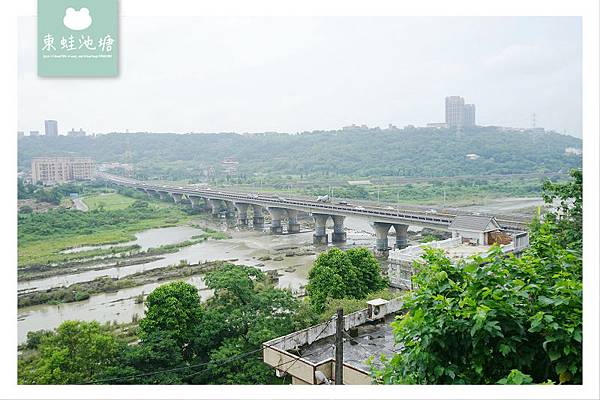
xmin=18 ymin=96 xmax=556 ymax=138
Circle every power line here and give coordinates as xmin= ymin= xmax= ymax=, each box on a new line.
xmin=272 ymin=319 xmax=333 ymax=375
xmin=82 ymin=347 xmax=264 ymax=384
xmin=83 ymin=317 xmax=337 ymax=385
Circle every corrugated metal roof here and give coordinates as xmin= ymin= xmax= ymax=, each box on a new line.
xmin=449 ymin=215 xmax=499 ymax=232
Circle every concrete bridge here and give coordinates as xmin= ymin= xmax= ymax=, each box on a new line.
xmin=98 ymin=173 xmax=528 ymax=253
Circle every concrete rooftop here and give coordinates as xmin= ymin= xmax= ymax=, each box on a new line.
xmin=301 ymin=314 xmax=400 ymax=372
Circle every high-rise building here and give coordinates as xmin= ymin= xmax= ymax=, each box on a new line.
xmin=31 ymin=157 xmax=94 ymax=185
xmin=445 ymin=96 xmax=465 ymax=127
xmin=445 ymin=96 xmax=476 ymax=127
xmin=463 ymin=104 xmax=476 ymax=127
xmin=44 ymin=120 xmax=58 ymax=136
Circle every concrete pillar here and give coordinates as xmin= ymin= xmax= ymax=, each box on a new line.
xmin=252 ymin=205 xmax=264 ymax=229
xmin=158 ymin=191 xmax=167 ymax=201
xmin=268 ymin=207 xmax=286 ymax=234
xmin=188 ymin=195 xmax=202 ymax=209
xmin=331 ymin=215 xmax=347 ymax=243
xmin=235 ymin=203 xmax=250 ymax=226
xmin=170 ymin=192 xmax=183 ymax=204
xmin=372 ymin=222 xmax=392 ymax=252
xmin=208 ymin=199 xmax=224 ymax=216
xmin=287 ymin=209 xmax=300 ymax=234
xmin=313 ymin=213 xmax=329 ymax=245
xmin=224 ymin=201 xmax=237 ymax=218
xmin=393 ymin=224 xmax=409 ymax=249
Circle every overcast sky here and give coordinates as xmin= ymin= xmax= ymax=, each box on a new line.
xmin=18 ymin=17 xmax=582 ymax=137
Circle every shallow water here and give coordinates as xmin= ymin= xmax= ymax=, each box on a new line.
xmin=17 ymin=216 xmax=418 ymax=344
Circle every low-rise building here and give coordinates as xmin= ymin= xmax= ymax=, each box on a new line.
xmin=387 ymin=218 xmax=530 ymax=290
xmin=68 ymin=128 xmax=86 ymax=137
xmin=449 ymin=215 xmax=502 ymax=245
xmin=263 ymin=298 xmax=403 ymax=385
xmin=31 ymin=157 xmax=94 ymax=185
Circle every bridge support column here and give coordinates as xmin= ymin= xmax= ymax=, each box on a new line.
xmin=268 ymin=207 xmax=286 ymax=234
xmin=313 ymin=214 xmax=329 ymax=245
xmin=252 ymin=205 xmax=264 ymax=230
xmin=287 ymin=209 xmax=300 ymax=234
xmin=157 ymin=191 xmax=167 ymax=201
xmin=170 ymin=192 xmax=183 ymax=204
xmin=225 ymin=201 xmax=237 ymax=218
xmin=235 ymin=203 xmax=250 ymax=226
xmin=208 ymin=199 xmax=224 ymax=216
xmin=393 ymin=224 xmax=409 ymax=249
xmin=188 ymin=195 xmax=202 ymax=209
xmin=372 ymin=222 xmax=392 ymax=253
xmin=331 ymin=215 xmax=347 ymax=243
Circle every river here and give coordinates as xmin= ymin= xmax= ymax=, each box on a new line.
xmin=18 ymin=194 xmax=541 ymax=344
xmin=17 ymin=216 xmax=401 ymax=344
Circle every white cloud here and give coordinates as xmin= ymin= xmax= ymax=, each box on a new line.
xmin=63 ymin=7 xmax=92 ymax=31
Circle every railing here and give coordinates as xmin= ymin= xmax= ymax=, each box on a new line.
xmin=98 ymin=173 xmax=529 ymax=231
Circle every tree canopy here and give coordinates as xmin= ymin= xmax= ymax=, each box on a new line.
xmin=307 ymin=247 xmax=388 ymax=312
xmin=374 ymin=169 xmax=582 ymax=385
xmin=18 ymin=128 xmax=581 ymax=180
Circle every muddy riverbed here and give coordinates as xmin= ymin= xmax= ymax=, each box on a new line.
xmin=18 ymin=196 xmax=538 ymax=344
xmin=17 ymin=216 xmax=407 ymax=343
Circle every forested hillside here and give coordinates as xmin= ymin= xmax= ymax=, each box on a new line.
xmin=18 ymin=126 xmax=581 ymax=179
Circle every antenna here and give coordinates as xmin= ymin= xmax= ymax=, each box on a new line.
xmin=531 ymin=113 xmax=536 ymax=129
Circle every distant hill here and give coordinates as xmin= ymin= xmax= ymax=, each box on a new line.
xmin=17 ymin=126 xmax=582 ymax=179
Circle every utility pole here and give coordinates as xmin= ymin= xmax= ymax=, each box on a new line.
xmin=335 ymin=308 xmax=344 ymax=385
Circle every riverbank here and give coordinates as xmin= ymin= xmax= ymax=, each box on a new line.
xmin=18 ymin=260 xmax=228 ymax=308
xmin=17 ymin=200 xmax=196 ymax=267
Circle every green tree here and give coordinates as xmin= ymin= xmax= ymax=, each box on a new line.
xmin=19 ymin=205 xmax=33 ymax=214
xmin=539 ymin=168 xmax=582 ymax=249
xmin=190 ymin=264 xmax=302 ymax=384
xmin=18 ymin=321 xmax=126 ymax=384
xmin=374 ymin=170 xmax=582 ymax=385
xmin=138 ymin=281 xmax=203 ymax=359
xmin=307 ymin=247 xmax=387 ymax=312
xmin=346 ymin=247 xmax=388 ymax=295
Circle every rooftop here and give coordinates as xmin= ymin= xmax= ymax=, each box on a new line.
xmin=449 ymin=215 xmax=499 ymax=232
xmin=301 ymin=314 xmax=398 ymax=372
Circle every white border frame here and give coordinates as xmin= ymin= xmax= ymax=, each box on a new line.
xmin=1 ymin=1 xmax=598 ymax=399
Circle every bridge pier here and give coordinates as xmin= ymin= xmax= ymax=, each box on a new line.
xmin=225 ymin=201 xmax=237 ymax=218
xmin=252 ymin=205 xmax=265 ymax=230
xmin=170 ymin=192 xmax=183 ymax=204
xmin=287 ymin=209 xmax=300 ymax=234
xmin=313 ymin=214 xmax=329 ymax=245
xmin=157 ymin=191 xmax=168 ymax=201
xmin=235 ymin=203 xmax=250 ymax=226
xmin=188 ymin=195 xmax=202 ymax=209
xmin=208 ymin=199 xmax=225 ymax=216
xmin=268 ymin=207 xmax=286 ymax=234
xmin=331 ymin=215 xmax=347 ymax=243
xmin=393 ymin=224 xmax=409 ymax=249
xmin=372 ymin=222 xmax=392 ymax=254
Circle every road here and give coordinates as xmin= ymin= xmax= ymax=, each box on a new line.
xmin=72 ymin=197 xmax=89 ymax=212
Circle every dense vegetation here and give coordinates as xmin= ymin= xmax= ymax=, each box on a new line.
xmin=17 ymin=198 xmax=190 ymax=266
xmin=374 ymin=169 xmax=582 ymax=384
xmin=18 ymin=265 xmax=318 ymax=384
xmin=307 ymin=247 xmax=388 ymax=312
xmin=18 ymin=127 xmax=581 ymax=181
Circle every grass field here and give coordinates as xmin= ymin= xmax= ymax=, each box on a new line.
xmin=81 ymin=193 xmax=139 ymax=210
xmin=18 ymin=194 xmax=194 ymax=267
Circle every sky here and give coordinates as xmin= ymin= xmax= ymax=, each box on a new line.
xmin=18 ymin=17 xmax=582 ymax=137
